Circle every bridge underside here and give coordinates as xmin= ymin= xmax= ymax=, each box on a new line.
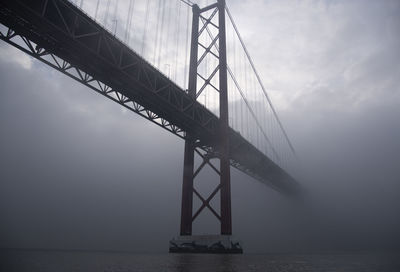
xmin=0 ymin=0 xmax=298 ymax=195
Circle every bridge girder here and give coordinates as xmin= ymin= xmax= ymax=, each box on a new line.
xmin=0 ymin=0 xmax=299 ymax=198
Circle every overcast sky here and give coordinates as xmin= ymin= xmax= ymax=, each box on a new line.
xmin=0 ymin=0 xmax=399 ymax=253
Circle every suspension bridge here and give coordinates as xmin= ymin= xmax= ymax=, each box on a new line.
xmin=0 ymin=0 xmax=300 ymax=253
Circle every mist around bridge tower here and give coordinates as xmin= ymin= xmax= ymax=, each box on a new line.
xmin=0 ymin=0 xmax=399 ymax=264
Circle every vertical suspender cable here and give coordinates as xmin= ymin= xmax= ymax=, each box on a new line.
xmin=157 ymin=0 xmax=166 ymax=68
xmin=141 ymin=0 xmax=151 ymax=56
xmin=243 ymin=52 xmax=249 ymax=140
xmin=226 ymin=5 xmax=297 ymax=160
xmin=124 ymin=0 xmax=133 ymax=43
xmin=233 ymin=23 xmax=238 ymax=132
xmin=104 ymin=0 xmax=111 ymax=28
xmin=94 ymin=0 xmax=101 ymax=21
xmin=112 ymin=0 xmax=119 ymax=36
xmin=264 ymin=98 xmax=269 ymax=155
xmin=127 ymin=0 xmax=136 ymax=46
xmin=201 ymin=21 xmax=280 ymax=160
xmin=239 ymin=40 xmax=243 ymax=136
xmin=174 ymin=0 xmax=182 ymax=82
xmin=165 ymin=1 xmax=172 ymax=76
xmin=254 ymin=76 xmax=260 ymax=149
xmin=153 ymin=0 xmax=162 ymax=64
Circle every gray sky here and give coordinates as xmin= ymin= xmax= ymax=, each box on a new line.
xmin=0 ymin=0 xmax=399 ymax=253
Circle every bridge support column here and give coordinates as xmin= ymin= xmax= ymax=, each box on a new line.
xmin=179 ymin=3 xmax=200 ymax=236
xmin=217 ymin=0 xmax=232 ymax=235
xmin=180 ymin=139 xmax=195 ymax=235
xmin=173 ymin=0 xmax=241 ymax=253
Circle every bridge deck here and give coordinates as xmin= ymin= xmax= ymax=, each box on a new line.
xmin=0 ymin=0 xmax=298 ymax=194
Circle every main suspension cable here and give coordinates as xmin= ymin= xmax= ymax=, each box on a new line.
xmin=200 ymin=21 xmax=280 ymax=161
xmin=225 ymin=5 xmax=298 ymax=160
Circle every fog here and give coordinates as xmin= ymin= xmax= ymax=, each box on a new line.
xmin=1 ymin=0 xmax=400 ymax=253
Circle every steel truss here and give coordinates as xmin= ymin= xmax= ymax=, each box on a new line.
xmin=0 ymin=0 xmax=219 ymax=143
xmin=0 ymin=0 xmax=299 ymax=218
xmin=180 ymin=0 xmax=234 ymax=236
xmin=0 ymin=24 xmax=186 ymax=138
xmin=191 ymin=148 xmax=222 ymax=223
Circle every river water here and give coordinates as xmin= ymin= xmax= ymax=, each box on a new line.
xmin=1 ymin=249 xmax=399 ymax=272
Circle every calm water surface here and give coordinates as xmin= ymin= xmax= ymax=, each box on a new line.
xmin=1 ymin=250 xmax=399 ymax=272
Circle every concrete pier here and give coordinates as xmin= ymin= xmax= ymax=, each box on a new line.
xmin=169 ymin=235 xmax=243 ymax=254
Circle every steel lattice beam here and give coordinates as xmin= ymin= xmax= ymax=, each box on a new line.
xmin=0 ymin=25 xmax=186 ymax=138
xmin=0 ymin=0 xmax=299 ymax=198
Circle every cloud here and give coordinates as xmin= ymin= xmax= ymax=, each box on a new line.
xmin=0 ymin=44 xmax=32 ymax=70
xmin=227 ymin=0 xmax=400 ymax=114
